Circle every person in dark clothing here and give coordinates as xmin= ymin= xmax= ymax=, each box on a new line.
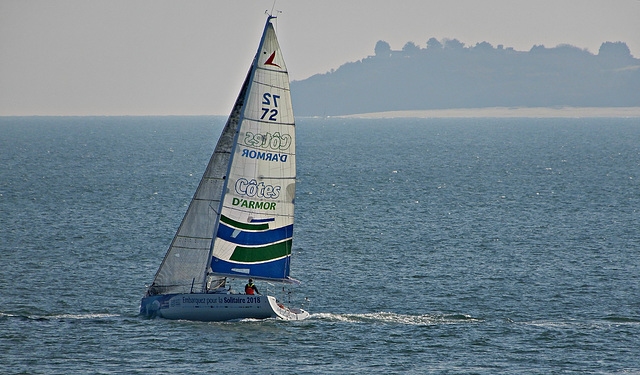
xmin=245 ymin=279 xmax=259 ymax=295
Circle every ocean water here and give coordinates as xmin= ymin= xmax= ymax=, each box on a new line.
xmin=1 ymin=116 xmax=639 ymax=374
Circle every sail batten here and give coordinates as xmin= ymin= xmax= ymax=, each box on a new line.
xmin=246 ymin=119 xmax=295 ymax=126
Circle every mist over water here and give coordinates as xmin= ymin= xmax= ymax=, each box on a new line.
xmin=1 ymin=116 xmax=639 ymax=374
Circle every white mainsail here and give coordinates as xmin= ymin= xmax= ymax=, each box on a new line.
xmin=146 ymin=16 xmax=296 ymax=296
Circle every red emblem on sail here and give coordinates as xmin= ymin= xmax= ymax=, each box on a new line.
xmin=264 ymin=51 xmax=281 ymax=68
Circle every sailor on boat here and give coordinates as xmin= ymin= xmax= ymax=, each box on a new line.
xmin=245 ymin=279 xmax=260 ymax=295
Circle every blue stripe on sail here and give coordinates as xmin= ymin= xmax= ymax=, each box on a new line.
xmin=217 ymin=222 xmax=293 ymax=246
xmin=250 ymin=218 xmax=275 ymax=223
xmin=210 ymin=256 xmax=290 ymax=280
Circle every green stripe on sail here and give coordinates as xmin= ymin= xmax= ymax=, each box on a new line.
xmin=220 ymin=215 xmax=269 ymax=231
xmin=230 ymin=240 xmax=292 ymax=263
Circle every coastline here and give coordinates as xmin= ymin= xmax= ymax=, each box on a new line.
xmin=337 ymin=107 xmax=640 ymax=119
xmin=2 ymin=107 xmax=640 ymax=119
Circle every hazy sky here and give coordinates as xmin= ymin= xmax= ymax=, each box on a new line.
xmin=1 ymin=0 xmax=639 ymax=116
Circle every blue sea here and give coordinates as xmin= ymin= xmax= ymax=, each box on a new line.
xmin=1 ymin=116 xmax=639 ymax=374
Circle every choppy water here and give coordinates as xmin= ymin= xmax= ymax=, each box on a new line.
xmin=1 ymin=116 xmax=639 ymax=374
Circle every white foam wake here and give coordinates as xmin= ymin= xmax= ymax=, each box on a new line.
xmin=310 ymin=311 xmax=479 ymax=325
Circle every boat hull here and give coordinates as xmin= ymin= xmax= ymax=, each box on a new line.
xmin=140 ymin=293 xmax=309 ymax=322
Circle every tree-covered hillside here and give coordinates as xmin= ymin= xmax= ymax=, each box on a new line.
xmin=290 ymin=39 xmax=640 ymax=116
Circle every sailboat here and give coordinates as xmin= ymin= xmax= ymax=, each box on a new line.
xmin=140 ymin=14 xmax=309 ymax=321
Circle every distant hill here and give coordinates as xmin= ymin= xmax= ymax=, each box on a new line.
xmin=290 ymin=39 xmax=640 ymax=116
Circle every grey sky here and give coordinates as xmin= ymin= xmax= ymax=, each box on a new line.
xmin=1 ymin=0 xmax=638 ymax=116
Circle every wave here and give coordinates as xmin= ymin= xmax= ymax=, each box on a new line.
xmin=310 ymin=311 xmax=481 ymax=326
xmin=0 ymin=312 xmax=120 ymax=322
xmin=520 ymin=316 xmax=640 ymax=329
xmin=602 ymin=316 xmax=640 ymax=323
